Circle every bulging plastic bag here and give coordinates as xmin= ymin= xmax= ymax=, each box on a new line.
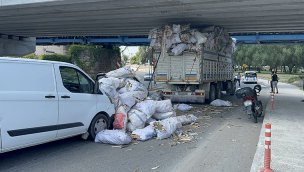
xmin=113 ymin=106 xmax=128 ymax=130
xmin=193 ymin=30 xmax=207 ymax=45
xmin=155 ymin=99 xmax=173 ymax=113
xmin=95 ymin=130 xmax=132 ymax=145
xmin=171 ymin=43 xmax=188 ymax=55
xmin=132 ymin=125 xmax=156 ymax=141
xmin=210 ymin=99 xmax=232 ymax=107
xmin=153 ymin=117 xmax=182 ymax=140
xmin=175 ymin=114 xmax=197 ymax=125
xmin=174 ymin=104 xmax=193 ymax=111
xmin=119 ymin=91 xmax=148 ymax=111
xmin=148 ymin=91 xmax=163 ymax=101
xmin=98 ymin=77 xmax=122 ymax=89
xmin=152 ymin=111 xmax=175 ymax=120
xmin=127 ymin=109 xmax=147 ymax=132
xmin=172 ymin=24 xmax=181 ymax=33
xmin=170 ymin=34 xmax=182 ymax=44
xmin=133 ymin=100 xmax=157 ymax=118
xmin=106 ymin=66 xmax=134 ymax=78
xmin=125 ymin=79 xmax=148 ymax=93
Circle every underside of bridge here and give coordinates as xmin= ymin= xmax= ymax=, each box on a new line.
xmin=1 ymin=0 xmax=304 ymax=37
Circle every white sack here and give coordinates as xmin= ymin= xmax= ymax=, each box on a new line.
xmin=171 ymin=43 xmax=188 ymax=56
xmin=127 ymin=109 xmax=147 ymax=131
xmin=146 ymin=117 xmax=156 ymax=124
xmin=174 ymin=104 xmax=193 ymax=111
xmin=134 ymin=100 xmax=157 ymax=118
xmin=155 ymin=99 xmax=173 ymax=113
xmin=152 ymin=111 xmax=175 ymax=120
xmin=148 ymin=91 xmax=162 ymax=101
xmin=125 ymin=79 xmax=148 ymax=93
xmin=95 ymin=130 xmax=132 ymax=145
xmin=106 ymin=66 xmax=134 ymax=78
xmin=98 ymin=77 xmax=122 ymax=89
xmin=175 ymin=114 xmax=198 ymax=125
xmin=99 ymin=85 xmax=118 ymax=99
xmin=119 ymin=91 xmax=148 ymax=110
xmin=118 ymin=86 xmax=128 ymax=94
xmin=132 ymin=125 xmax=156 ymax=141
xmin=190 ymin=36 xmax=197 ymax=44
xmin=172 ymin=24 xmax=181 ymax=33
xmin=170 ymin=34 xmax=182 ymax=44
xmin=210 ymin=99 xmax=232 ymax=107
xmin=153 ymin=117 xmax=182 ymax=140
xmin=193 ymin=31 xmax=207 ymax=45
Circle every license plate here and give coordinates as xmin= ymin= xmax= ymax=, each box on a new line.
xmin=244 ymin=100 xmax=252 ymax=107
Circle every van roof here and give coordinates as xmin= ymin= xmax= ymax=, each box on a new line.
xmin=0 ymin=57 xmax=73 ymax=66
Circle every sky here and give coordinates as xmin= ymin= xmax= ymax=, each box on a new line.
xmin=120 ymin=46 xmax=139 ymax=58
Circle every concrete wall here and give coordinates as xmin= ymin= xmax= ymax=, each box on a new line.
xmin=0 ymin=36 xmax=36 ymax=56
xmin=36 ymin=45 xmax=68 ymax=55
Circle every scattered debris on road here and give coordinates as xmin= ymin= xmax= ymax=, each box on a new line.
xmin=210 ymin=99 xmax=232 ymax=107
xmin=151 ymin=166 xmax=160 ymax=170
xmin=95 ymin=66 xmax=199 ymax=145
xmin=95 ymin=66 xmax=236 ymax=146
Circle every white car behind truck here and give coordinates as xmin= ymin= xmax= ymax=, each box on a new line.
xmin=154 ymin=48 xmax=235 ymax=103
xmin=0 ymin=57 xmax=115 ymax=153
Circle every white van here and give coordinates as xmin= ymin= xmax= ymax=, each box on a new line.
xmin=0 ymin=57 xmax=115 ymax=153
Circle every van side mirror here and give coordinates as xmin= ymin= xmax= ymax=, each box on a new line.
xmin=94 ymin=73 xmax=106 ymax=94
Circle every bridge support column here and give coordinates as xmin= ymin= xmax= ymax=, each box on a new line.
xmin=0 ymin=34 xmax=36 ymax=56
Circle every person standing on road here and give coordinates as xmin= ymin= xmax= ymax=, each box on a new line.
xmin=272 ymin=72 xmax=279 ymax=93
xmin=270 ymin=71 xmax=274 ymax=92
xmin=236 ymin=72 xmax=241 ymax=87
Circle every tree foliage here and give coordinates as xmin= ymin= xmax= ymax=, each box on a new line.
xmin=22 ymin=45 xmax=121 ymax=76
xmin=234 ymin=44 xmax=304 ymax=73
xmin=130 ymin=46 xmax=152 ymax=64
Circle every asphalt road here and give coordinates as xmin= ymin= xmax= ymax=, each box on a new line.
xmin=0 ymin=68 xmax=269 ymax=172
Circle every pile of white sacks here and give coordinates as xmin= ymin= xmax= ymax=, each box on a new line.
xmin=95 ymin=66 xmax=197 ymax=145
xmin=149 ymin=24 xmax=234 ymax=57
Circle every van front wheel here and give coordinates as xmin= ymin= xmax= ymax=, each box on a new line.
xmin=89 ymin=113 xmax=109 ymax=140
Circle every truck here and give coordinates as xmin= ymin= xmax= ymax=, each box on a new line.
xmin=153 ymin=47 xmax=235 ymax=103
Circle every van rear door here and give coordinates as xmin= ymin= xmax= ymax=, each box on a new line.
xmin=0 ymin=61 xmax=58 ymax=151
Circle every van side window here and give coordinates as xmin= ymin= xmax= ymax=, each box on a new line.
xmin=77 ymin=71 xmax=93 ymax=93
xmin=59 ymin=67 xmax=94 ymax=94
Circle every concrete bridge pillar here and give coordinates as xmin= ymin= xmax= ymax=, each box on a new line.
xmin=0 ymin=34 xmax=36 ymax=56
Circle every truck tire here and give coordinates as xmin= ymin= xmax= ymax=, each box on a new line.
xmin=216 ymin=82 xmax=222 ymax=99
xmin=226 ymin=81 xmax=235 ymax=95
xmin=208 ymin=84 xmax=216 ymax=102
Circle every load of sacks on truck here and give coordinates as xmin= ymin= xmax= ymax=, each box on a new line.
xmin=95 ymin=66 xmax=197 ymax=145
xmin=149 ymin=24 xmax=235 ymax=57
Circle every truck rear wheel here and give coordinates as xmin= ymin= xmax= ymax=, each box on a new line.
xmin=208 ymin=84 xmax=216 ymax=102
xmin=226 ymin=81 xmax=235 ymax=95
xmin=216 ymin=82 xmax=222 ymax=99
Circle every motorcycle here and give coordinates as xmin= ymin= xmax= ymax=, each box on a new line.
xmin=235 ymin=85 xmax=263 ymax=123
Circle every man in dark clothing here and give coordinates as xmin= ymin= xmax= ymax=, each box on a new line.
xmin=272 ymin=72 xmax=279 ymax=93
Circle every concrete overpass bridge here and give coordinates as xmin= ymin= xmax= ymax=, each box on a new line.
xmin=2 ymin=0 xmax=304 ymax=54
